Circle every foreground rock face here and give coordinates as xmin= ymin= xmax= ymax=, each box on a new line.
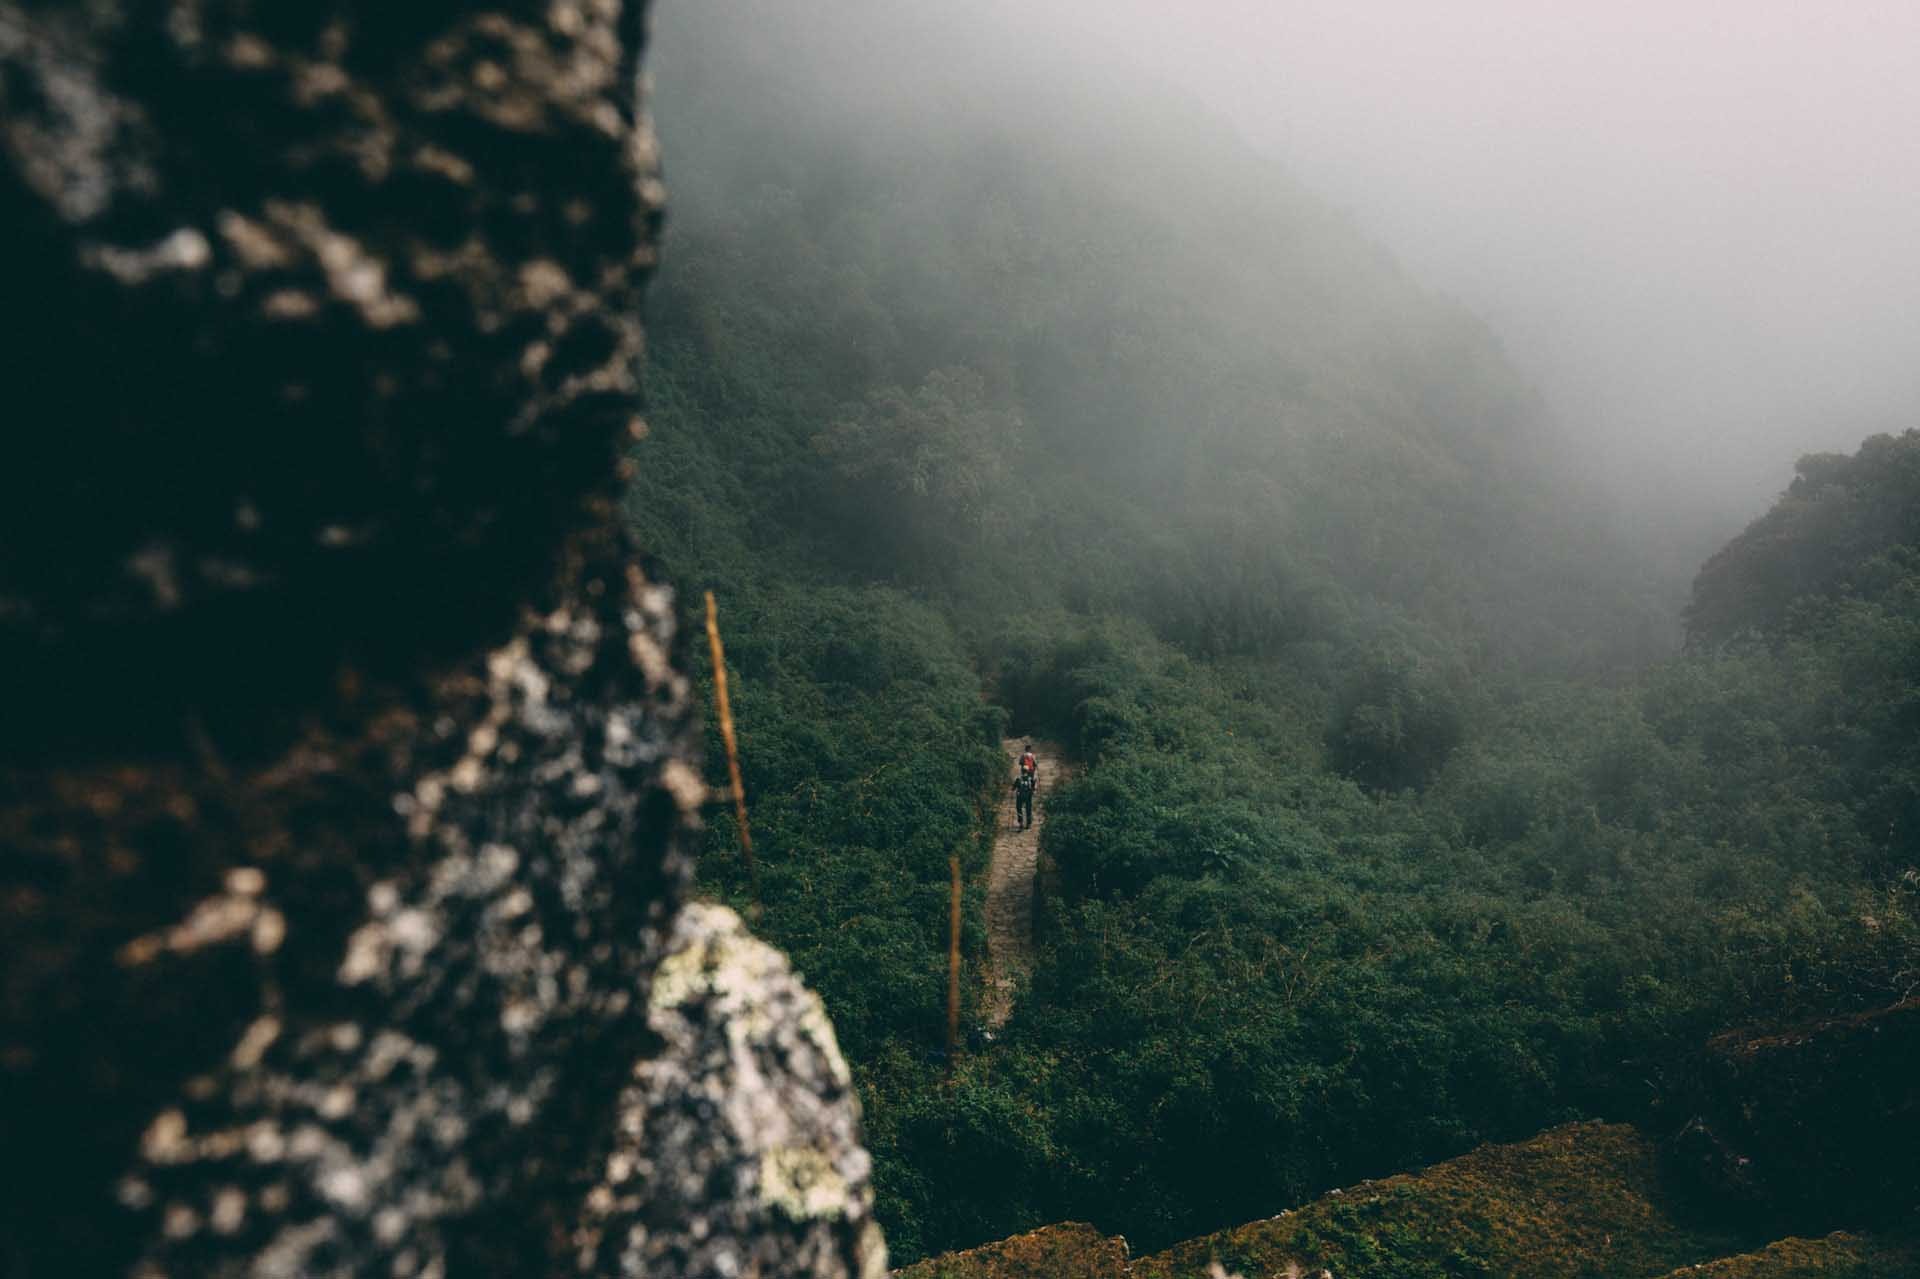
xmin=0 ymin=2 xmax=883 ymax=1275
xmin=0 ymin=0 xmax=660 ymax=759
xmin=585 ymin=903 xmax=887 ymax=1278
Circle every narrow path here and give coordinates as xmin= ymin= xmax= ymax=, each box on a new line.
xmin=981 ymin=738 xmax=1073 ymax=1030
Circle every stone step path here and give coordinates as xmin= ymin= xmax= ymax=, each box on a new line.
xmin=981 ymin=738 xmax=1073 ymax=1030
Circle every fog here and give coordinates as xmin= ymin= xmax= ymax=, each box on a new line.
xmin=984 ymin=0 xmax=1920 ymax=540
xmin=653 ymin=0 xmax=1920 ymax=556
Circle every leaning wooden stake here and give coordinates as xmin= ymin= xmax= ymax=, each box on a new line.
xmin=947 ymin=853 xmax=963 ymax=1073
xmin=704 ymin=591 xmax=760 ymax=917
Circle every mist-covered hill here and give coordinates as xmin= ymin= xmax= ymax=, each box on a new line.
xmin=629 ymin=0 xmax=1919 ymax=1263
xmin=638 ymin=0 xmax=1678 ymax=676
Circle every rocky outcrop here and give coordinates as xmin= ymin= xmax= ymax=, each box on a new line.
xmin=0 ymin=2 xmax=881 ymax=1276
xmin=582 ymin=903 xmax=886 ymax=1278
xmin=0 ymin=0 xmax=661 ymax=760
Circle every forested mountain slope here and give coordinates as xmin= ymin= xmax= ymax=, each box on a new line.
xmin=636 ymin=0 xmax=1674 ymax=674
xmin=628 ymin=0 xmax=1920 ymax=1264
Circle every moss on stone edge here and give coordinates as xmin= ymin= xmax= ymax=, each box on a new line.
xmin=1654 ymin=1229 xmax=1920 ymax=1278
xmin=1132 ymin=1122 xmax=1744 ymax=1279
xmin=893 ymin=1222 xmax=1130 ymax=1279
xmin=897 ymin=1123 xmax=1917 ymax=1279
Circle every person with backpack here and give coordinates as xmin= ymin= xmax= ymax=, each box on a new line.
xmin=1014 ymin=744 xmax=1038 ymax=830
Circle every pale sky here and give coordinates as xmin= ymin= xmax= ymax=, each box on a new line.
xmin=991 ymin=0 xmax=1920 ymax=527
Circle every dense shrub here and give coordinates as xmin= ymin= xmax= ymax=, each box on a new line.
xmin=633 ymin=3 xmax=1920 ymax=1261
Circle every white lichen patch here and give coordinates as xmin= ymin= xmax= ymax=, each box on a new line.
xmin=798 ymin=999 xmax=854 ymax=1093
xmin=659 ymin=759 xmax=708 ymax=812
xmin=210 ymin=1186 xmax=248 ymax=1235
xmin=226 ymin=867 xmax=267 ymax=897
xmin=519 ymin=258 xmax=574 ymax=308
xmin=83 ymin=227 xmax=212 ymax=284
xmin=337 ymin=922 xmax=391 ymax=986
xmin=119 ymin=890 xmax=286 ymax=967
xmin=231 ymin=1017 xmax=283 ymax=1070
xmin=645 ymin=918 xmax=759 ymax=1015
xmin=217 ymin=210 xmax=295 ymax=269
xmin=758 ymin=1147 xmax=846 ymax=1222
xmin=262 ymin=199 xmax=421 ymax=329
xmin=337 ymin=908 xmax=440 ymax=987
xmin=583 ymin=903 xmax=881 ymax=1275
xmin=142 ymin=1109 xmax=190 ymax=1163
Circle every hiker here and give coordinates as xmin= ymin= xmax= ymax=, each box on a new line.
xmin=1014 ymin=744 xmax=1038 ymax=830
xmin=1014 ymin=770 xmax=1035 ymax=831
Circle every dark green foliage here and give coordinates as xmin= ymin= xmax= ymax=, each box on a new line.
xmin=1689 ymin=431 xmax=1920 ymax=644
xmin=674 ymin=575 xmax=1004 ymax=1062
xmin=812 ymin=368 xmax=1025 ymax=575
xmin=634 ymin=1 xmax=1920 ymax=1264
xmin=1329 ymin=649 xmax=1468 ymax=792
xmin=1676 ymin=996 xmax=1920 ymax=1234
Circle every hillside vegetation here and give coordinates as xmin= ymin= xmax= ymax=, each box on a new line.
xmin=630 ymin=1 xmax=1920 ymax=1263
xmin=898 ymin=1123 xmax=1920 ymax=1279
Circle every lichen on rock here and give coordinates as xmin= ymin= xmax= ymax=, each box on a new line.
xmin=0 ymin=2 xmax=880 ymax=1275
xmin=579 ymin=902 xmax=887 ymax=1278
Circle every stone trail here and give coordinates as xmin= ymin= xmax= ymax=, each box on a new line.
xmin=981 ymin=739 xmax=1074 ymax=1030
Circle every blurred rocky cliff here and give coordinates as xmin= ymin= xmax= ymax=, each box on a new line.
xmin=0 ymin=2 xmax=883 ymax=1274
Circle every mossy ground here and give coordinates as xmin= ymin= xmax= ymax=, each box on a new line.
xmin=894 ymin=1122 xmax=1915 ymax=1278
xmin=895 ymin=1222 xmax=1129 ymax=1279
xmin=1132 ymin=1122 xmax=1740 ymax=1279
xmin=1655 ymin=1230 xmax=1920 ymax=1278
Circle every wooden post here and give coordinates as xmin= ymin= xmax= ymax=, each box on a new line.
xmin=704 ymin=591 xmax=760 ymax=917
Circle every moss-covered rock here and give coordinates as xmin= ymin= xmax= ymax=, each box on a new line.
xmin=0 ymin=3 xmax=884 ymax=1276
xmin=894 ymin=1122 xmax=1913 ymax=1279
xmin=895 ymin=1222 xmax=1130 ymax=1279
xmin=1655 ymin=1229 xmax=1920 ymax=1278
xmin=1132 ymin=1122 xmax=1744 ymax=1279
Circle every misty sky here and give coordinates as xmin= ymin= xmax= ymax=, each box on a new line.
xmin=979 ymin=0 xmax=1920 ymax=531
